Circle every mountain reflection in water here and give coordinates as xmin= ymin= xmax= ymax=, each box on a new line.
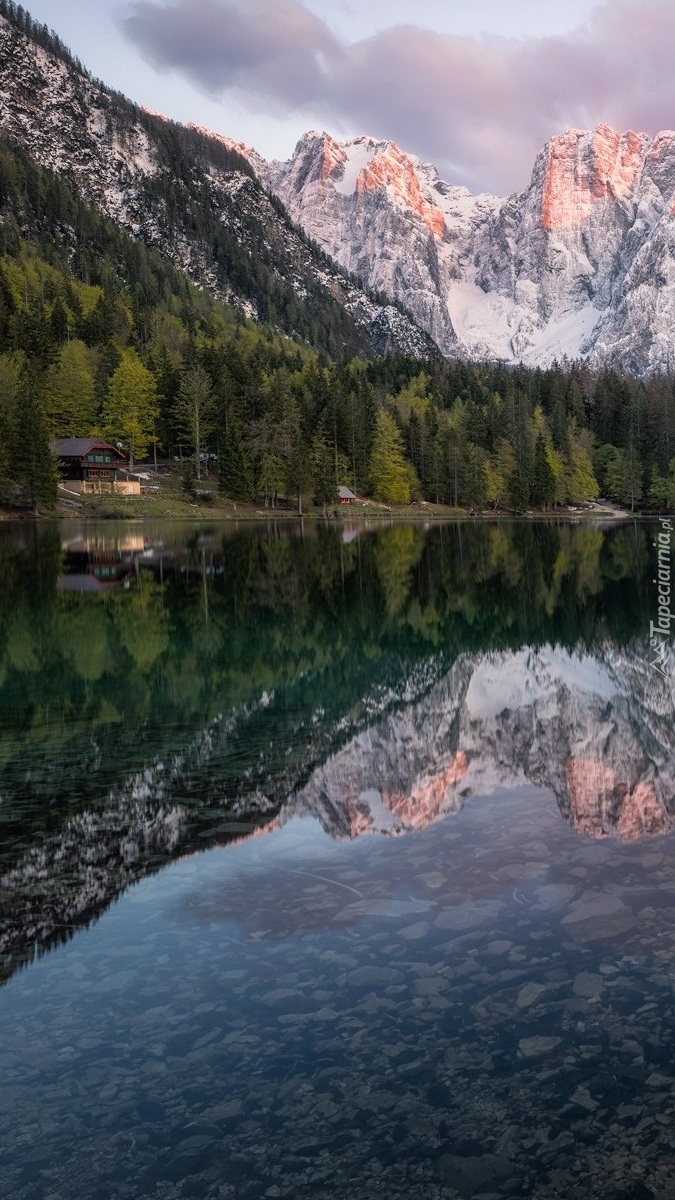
xmin=0 ymin=517 xmax=670 ymax=987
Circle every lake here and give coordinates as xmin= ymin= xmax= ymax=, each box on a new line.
xmin=1 ymin=518 xmax=674 ymax=1199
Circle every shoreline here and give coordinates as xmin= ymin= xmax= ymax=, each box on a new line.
xmin=0 ymin=504 xmax=648 ymax=525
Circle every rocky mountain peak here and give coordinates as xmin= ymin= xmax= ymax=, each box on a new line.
xmin=262 ymin=119 xmax=675 ymax=373
xmin=539 ymin=124 xmax=649 ymax=231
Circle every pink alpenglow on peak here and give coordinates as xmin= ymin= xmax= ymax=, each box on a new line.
xmin=317 ymin=133 xmax=348 ymax=184
xmin=299 ymin=133 xmax=447 ymax=239
xmin=355 ymin=143 xmax=446 ymax=239
xmin=541 ymin=124 xmax=648 ymax=230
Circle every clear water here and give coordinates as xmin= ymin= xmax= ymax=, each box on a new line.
xmin=1 ymin=519 xmax=674 ymax=1199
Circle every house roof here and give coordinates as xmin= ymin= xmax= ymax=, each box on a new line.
xmin=338 ymin=485 xmax=356 ymax=499
xmin=49 ymin=438 xmax=126 ymax=460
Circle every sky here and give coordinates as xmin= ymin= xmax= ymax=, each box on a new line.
xmin=19 ymin=0 xmax=675 ymax=194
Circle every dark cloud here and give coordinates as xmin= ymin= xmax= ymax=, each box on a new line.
xmin=120 ymin=0 xmax=675 ymax=192
xmin=123 ymin=0 xmax=338 ymax=103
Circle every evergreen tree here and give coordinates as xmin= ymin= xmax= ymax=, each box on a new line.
xmin=258 ymin=451 xmax=285 ymax=508
xmin=463 ymin=442 xmax=487 ymax=511
xmin=648 ymin=464 xmax=669 ymax=511
xmin=0 ymin=351 xmax=22 ymax=500
xmin=531 ymin=434 xmax=556 ymax=508
xmin=624 ymin=443 xmax=643 ymax=512
xmin=310 ymin=424 xmax=335 ymax=515
xmin=174 ymin=364 xmax=215 ymax=480
xmin=13 ymin=366 xmax=58 ymax=512
xmin=219 ymin=417 xmax=253 ymax=502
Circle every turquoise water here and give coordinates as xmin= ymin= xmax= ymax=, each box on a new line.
xmin=0 ymin=519 xmax=673 ymax=1198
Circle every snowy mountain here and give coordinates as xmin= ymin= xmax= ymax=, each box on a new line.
xmin=260 ymin=125 xmax=675 ymax=374
xmin=0 ymin=13 xmax=437 ymax=360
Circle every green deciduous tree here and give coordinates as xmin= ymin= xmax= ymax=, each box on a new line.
xmin=100 ymin=348 xmax=159 ymax=470
xmin=44 ymin=339 xmax=96 ymax=436
xmin=369 ymin=409 xmax=418 ymax=504
xmin=566 ymin=426 xmax=599 ymax=503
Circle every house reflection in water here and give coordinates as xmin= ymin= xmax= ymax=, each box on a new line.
xmin=58 ymin=534 xmax=147 ymax=591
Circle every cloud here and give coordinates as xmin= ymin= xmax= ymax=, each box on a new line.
xmin=121 ymin=0 xmax=675 ymax=193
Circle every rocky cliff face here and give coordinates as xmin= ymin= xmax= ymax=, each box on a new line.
xmin=0 ymin=16 xmax=436 ymax=359
xmin=264 ymin=124 xmax=675 ymax=374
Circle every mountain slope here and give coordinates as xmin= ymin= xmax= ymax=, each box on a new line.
xmin=0 ymin=6 xmax=437 ymax=360
xmin=264 ymin=125 xmax=675 ymax=375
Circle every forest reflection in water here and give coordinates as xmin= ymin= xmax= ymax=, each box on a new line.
xmin=1 ymin=518 xmax=675 ymax=1199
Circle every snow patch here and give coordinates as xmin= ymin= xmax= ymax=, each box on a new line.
xmin=447 ymin=280 xmax=601 ymax=365
xmin=333 ymin=139 xmax=378 ymax=196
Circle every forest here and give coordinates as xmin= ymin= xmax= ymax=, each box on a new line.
xmin=1 ymin=136 xmax=675 ymax=514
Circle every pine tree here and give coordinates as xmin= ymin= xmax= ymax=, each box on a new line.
xmin=174 ymin=364 xmax=215 ymax=480
xmin=13 ymin=366 xmax=58 ymax=512
xmin=219 ymin=417 xmax=253 ymax=501
xmin=463 ymin=442 xmax=487 ymax=511
xmin=0 ymin=351 xmax=22 ymax=500
xmin=310 ymin=424 xmax=335 ymax=514
xmin=531 ymin=434 xmax=556 ymax=508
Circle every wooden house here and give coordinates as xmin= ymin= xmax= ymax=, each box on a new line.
xmin=50 ymin=438 xmax=126 ymax=483
xmin=338 ymin=485 xmax=357 ymax=505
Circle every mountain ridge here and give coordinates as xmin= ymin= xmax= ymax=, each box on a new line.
xmin=0 ymin=6 xmax=437 ymax=361
xmin=240 ymin=121 xmax=675 ymax=376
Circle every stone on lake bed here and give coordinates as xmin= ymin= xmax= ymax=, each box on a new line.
xmin=573 ymin=971 xmax=604 ymax=997
xmin=570 ymin=1085 xmax=598 ymax=1112
xmin=434 ymin=899 xmax=505 ymax=930
xmin=534 ymin=883 xmax=578 ymax=910
xmin=515 ymin=982 xmax=548 ymax=1008
xmin=437 ymin=1151 xmax=516 ymax=1196
xmin=560 ymin=893 xmax=636 ymax=942
xmin=518 ymin=1035 xmax=561 ymax=1057
xmin=398 ymin=921 xmax=431 ymax=940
